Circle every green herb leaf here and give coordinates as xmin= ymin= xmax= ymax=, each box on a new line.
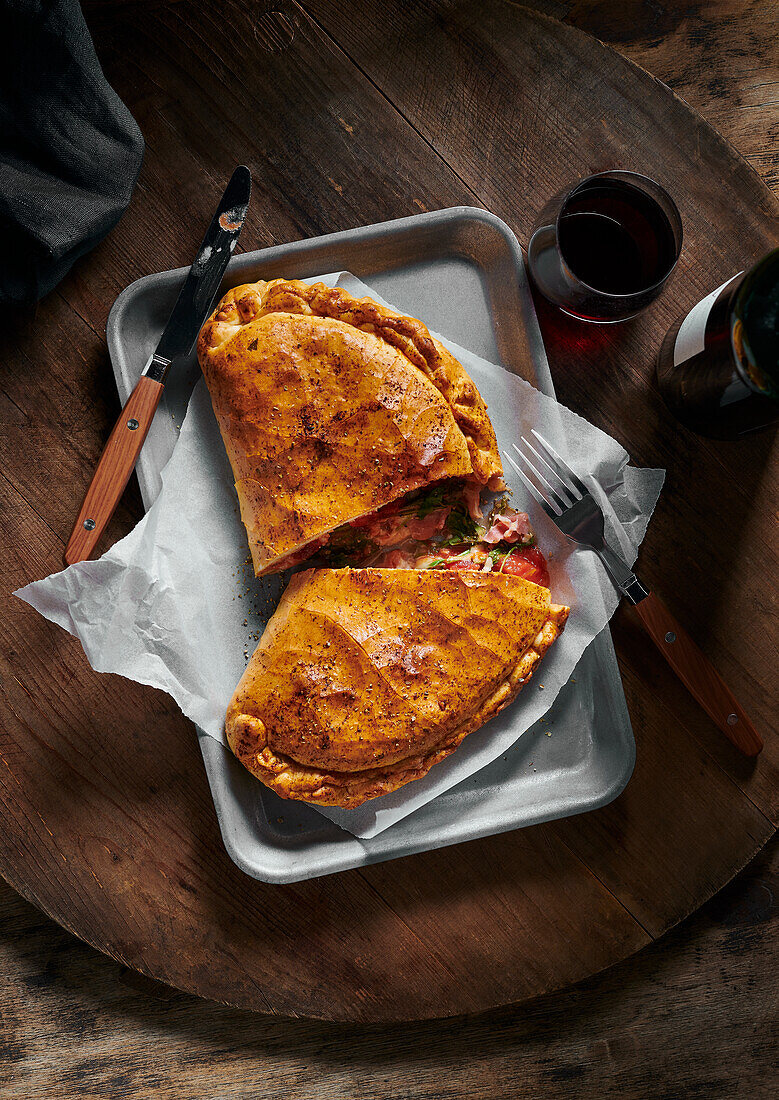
xmin=440 ymin=504 xmax=483 ymax=546
xmin=424 ymin=558 xmax=446 ymax=569
xmin=413 ymin=485 xmax=449 ymax=518
xmin=327 ymin=525 xmax=369 ymax=550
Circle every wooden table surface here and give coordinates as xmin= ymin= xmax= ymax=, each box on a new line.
xmin=2 ymin=0 xmax=777 ymax=1094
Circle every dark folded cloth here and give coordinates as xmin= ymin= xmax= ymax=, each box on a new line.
xmin=0 ymin=0 xmax=143 ymax=306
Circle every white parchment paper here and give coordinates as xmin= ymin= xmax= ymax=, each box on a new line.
xmin=16 ymin=273 xmax=664 ymax=839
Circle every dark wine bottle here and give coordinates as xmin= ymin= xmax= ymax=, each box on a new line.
xmin=656 ymin=248 xmax=779 ymax=438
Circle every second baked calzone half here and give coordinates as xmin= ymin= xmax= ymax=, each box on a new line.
xmin=227 ymin=567 xmax=569 ymax=807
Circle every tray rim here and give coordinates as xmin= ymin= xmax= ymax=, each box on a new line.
xmin=106 ymin=204 xmax=635 ymax=883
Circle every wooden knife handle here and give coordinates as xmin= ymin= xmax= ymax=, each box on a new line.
xmin=64 ymin=376 xmax=163 ymax=566
xmin=634 ymin=592 xmax=763 ymax=756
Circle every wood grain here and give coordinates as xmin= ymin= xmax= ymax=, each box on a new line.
xmin=526 ymin=0 xmax=779 ymax=194
xmin=0 ymin=841 xmax=775 ymax=1098
xmin=64 ymin=375 xmax=163 ymax=565
xmin=0 ymin=0 xmax=777 ymax=1033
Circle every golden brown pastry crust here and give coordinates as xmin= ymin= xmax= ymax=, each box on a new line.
xmin=226 ymin=568 xmax=569 ymax=807
xmin=197 ymin=280 xmax=504 ymax=576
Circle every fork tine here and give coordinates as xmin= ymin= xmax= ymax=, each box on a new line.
xmin=530 ymin=430 xmax=589 ymax=496
xmin=520 ymin=436 xmax=577 ymax=504
xmin=502 ymin=450 xmax=562 ymax=518
xmin=512 ymin=442 xmax=570 ymax=513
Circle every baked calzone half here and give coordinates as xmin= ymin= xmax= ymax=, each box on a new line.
xmin=197 ymin=280 xmax=504 ymax=576
xmin=226 ymin=567 xmax=569 ymax=808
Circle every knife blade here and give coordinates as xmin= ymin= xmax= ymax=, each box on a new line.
xmin=64 ymin=165 xmax=251 ymax=567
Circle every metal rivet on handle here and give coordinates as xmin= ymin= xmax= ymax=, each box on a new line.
xmin=664 ymin=631 xmax=676 ymax=643
xmin=127 ymin=418 xmax=140 ymax=431
xmin=83 ymin=518 xmax=96 ymax=531
xmin=727 ymin=713 xmax=738 ymax=726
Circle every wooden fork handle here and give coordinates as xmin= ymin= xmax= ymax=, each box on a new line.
xmin=64 ymin=376 xmax=164 ymax=566
xmin=634 ymin=592 xmax=763 ymax=756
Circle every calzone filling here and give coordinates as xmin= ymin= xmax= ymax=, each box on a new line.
xmin=313 ymin=480 xmax=551 ymax=587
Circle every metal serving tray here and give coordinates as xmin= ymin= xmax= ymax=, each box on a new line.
xmin=107 ymin=207 xmax=635 ymax=883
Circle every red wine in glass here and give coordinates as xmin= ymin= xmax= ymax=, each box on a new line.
xmin=528 ymin=171 xmax=683 ymax=322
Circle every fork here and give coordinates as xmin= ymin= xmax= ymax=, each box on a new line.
xmin=504 ymin=431 xmax=763 ymax=757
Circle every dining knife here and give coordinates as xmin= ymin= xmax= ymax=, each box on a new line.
xmin=64 ymin=165 xmax=251 ymax=567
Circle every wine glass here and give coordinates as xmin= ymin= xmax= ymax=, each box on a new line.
xmin=527 ymin=170 xmax=683 ymax=323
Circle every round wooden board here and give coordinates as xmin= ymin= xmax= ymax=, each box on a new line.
xmin=1 ymin=0 xmax=776 ymax=1023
